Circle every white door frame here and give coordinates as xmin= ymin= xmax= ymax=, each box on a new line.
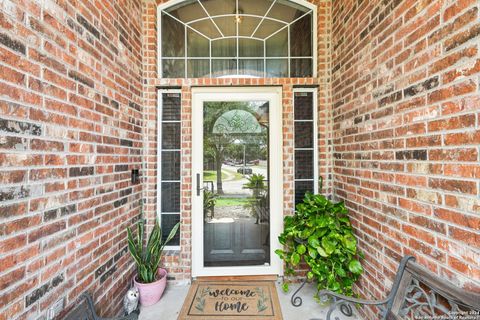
xmin=191 ymin=87 xmax=283 ymax=277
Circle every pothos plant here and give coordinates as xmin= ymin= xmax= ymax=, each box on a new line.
xmin=275 ymin=183 xmax=363 ymax=298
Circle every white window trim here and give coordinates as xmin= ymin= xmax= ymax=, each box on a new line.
xmin=293 ymin=87 xmax=319 ymax=202
xmin=157 ymin=89 xmax=182 ymax=251
xmin=156 ymin=0 xmax=318 ymax=78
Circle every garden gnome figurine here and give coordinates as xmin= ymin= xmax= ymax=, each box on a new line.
xmin=123 ymin=287 xmax=139 ymax=315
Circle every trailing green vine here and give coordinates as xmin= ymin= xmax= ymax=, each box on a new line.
xmin=275 ymin=183 xmax=363 ymax=299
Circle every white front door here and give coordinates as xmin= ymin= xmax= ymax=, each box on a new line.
xmin=191 ymin=87 xmax=283 ymax=277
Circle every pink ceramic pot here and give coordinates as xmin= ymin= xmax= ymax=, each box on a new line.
xmin=134 ymin=268 xmax=167 ymax=306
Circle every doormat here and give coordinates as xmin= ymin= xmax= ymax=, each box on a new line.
xmin=178 ymin=281 xmax=283 ymax=320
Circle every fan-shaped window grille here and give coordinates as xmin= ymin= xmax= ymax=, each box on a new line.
xmin=159 ymin=0 xmax=315 ymax=78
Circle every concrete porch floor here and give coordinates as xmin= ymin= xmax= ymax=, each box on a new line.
xmin=139 ymin=281 xmax=362 ymax=320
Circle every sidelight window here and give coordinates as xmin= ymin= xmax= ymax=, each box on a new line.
xmin=293 ymin=88 xmax=318 ymax=205
xmin=158 ymin=90 xmax=182 ymax=247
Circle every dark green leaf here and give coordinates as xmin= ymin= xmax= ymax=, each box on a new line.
xmin=275 ymin=249 xmax=285 ymax=259
xmin=291 ymin=253 xmax=300 ymax=265
xmin=299 ymin=229 xmax=312 ymax=239
xmin=315 ymin=216 xmax=328 ymax=228
xmin=321 ymin=237 xmax=336 ymax=255
xmin=308 ymin=236 xmax=320 ymax=248
xmin=348 ymin=259 xmax=363 ymax=275
xmin=343 ymin=234 xmax=357 ymax=252
xmin=297 ymin=244 xmax=306 ymax=255
xmin=335 ymin=266 xmax=346 ymax=277
xmin=317 ymin=246 xmax=329 ymax=257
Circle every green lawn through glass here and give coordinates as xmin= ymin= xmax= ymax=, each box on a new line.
xmin=215 ymin=197 xmax=250 ymax=207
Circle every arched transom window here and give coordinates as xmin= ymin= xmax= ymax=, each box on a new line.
xmin=159 ymin=0 xmax=316 ymax=78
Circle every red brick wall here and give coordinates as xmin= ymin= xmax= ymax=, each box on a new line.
xmin=332 ymin=0 xmax=480 ymax=317
xmin=5 ymin=0 xmax=479 ymax=318
xmin=0 ymin=0 xmax=143 ymax=318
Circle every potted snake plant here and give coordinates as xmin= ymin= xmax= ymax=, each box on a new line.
xmin=127 ymin=219 xmax=179 ymax=306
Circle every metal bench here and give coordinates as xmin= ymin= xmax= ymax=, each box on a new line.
xmin=314 ymin=256 xmax=480 ymax=320
xmin=64 ymin=292 xmax=139 ymax=320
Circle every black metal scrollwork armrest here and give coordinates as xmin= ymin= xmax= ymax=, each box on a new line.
xmin=316 ymin=290 xmax=391 ymax=320
xmin=312 ymin=256 xmax=416 ymax=320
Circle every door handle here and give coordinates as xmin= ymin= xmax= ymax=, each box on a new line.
xmin=196 ymin=173 xmax=205 ymax=196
